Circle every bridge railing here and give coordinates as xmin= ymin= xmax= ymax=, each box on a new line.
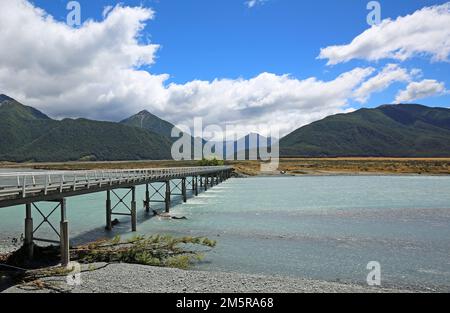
xmin=0 ymin=166 xmax=232 ymax=200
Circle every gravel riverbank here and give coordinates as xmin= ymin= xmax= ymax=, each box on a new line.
xmin=2 ymin=262 xmax=411 ymax=293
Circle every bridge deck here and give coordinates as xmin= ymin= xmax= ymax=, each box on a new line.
xmin=0 ymin=166 xmax=232 ymax=208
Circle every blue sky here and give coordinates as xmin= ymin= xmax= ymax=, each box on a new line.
xmin=0 ymin=0 xmax=450 ymax=135
xmin=31 ymin=0 xmax=449 ymax=109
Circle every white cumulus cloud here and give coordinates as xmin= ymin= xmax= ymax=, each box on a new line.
xmin=165 ymin=68 xmax=374 ymax=136
xmin=395 ymin=79 xmax=447 ymax=103
xmin=0 ymin=0 xmax=379 ymax=137
xmin=353 ymin=64 xmax=416 ymax=103
xmin=0 ymin=0 xmax=445 ymax=138
xmin=318 ymin=3 xmax=450 ymax=65
xmin=0 ymin=0 xmax=165 ymax=120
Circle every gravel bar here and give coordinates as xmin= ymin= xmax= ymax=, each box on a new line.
xmin=2 ymin=262 xmax=411 ymax=293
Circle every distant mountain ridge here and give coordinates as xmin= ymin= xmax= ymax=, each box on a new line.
xmin=0 ymin=95 xmax=172 ymax=162
xmin=280 ymin=104 xmax=450 ymax=157
xmin=221 ymin=133 xmax=272 ymax=159
xmin=2 ymin=94 xmax=450 ymax=161
xmin=0 ymin=96 xmax=50 ymax=120
xmin=120 ymin=110 xmax=182 ymax=140
xmin=0 ymin=94 xmax=13 ymax=102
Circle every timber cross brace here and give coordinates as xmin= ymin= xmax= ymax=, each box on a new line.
xmin=106 ymin=187 xmax=137 ymax=232
xmin=142 ymin=176 xmax=198 ymax=214
xmin=143 ymin=181 xmax=171 ymax=213
xmin=171 ymin=178 xmax=188 ymax=203
xmin=24 ymin=198 xmax=70 ymax=266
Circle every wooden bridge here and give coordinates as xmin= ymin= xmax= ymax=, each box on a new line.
xmin=0 ymin=166 xmax=233 ymax=266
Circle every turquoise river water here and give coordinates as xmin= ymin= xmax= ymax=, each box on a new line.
xmin=1 ymin=175 xmax=450 ymax=291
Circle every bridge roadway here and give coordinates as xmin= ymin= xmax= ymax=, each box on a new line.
xmin=0 ymin=166 xmax=233 ymax=265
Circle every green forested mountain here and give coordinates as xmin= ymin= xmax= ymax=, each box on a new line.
xmin=0 ymin=96 xmax=57 ymax=156
xmin=120 ymin=110 xmax=181 ymax=140
xmin=0 ymin=95 xmax=172 ymax=162
xmin=121 ymin=110 xmax=205 ymax=160
xmin=2 ymin=94 xmax=450 ymax=162
xmin=280 ymin=104 xmax=450 ymax=157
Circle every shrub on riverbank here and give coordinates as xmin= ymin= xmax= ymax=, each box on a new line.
xmin=198 ymin=157 xmax=224 ymax=166
xmin=0 ymin=234 xmax=217 ymax=290
xmin=73 ymin=235 xmax=216 ymax=269
xmin=1 ymin=234 xmax=216 ymax=271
